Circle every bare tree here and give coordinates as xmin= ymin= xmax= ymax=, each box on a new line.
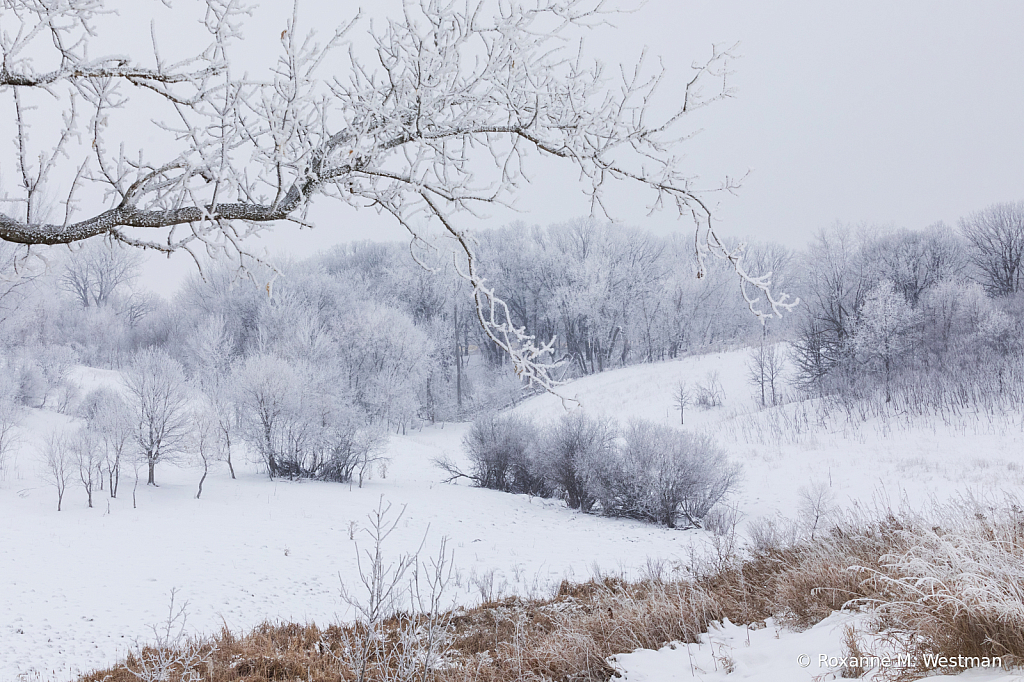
xmin=44 ymin=432 xmax=74 ymax=511
xmin=673 ymin=380 xmax=691 ymax=424
xmin=79 ymin=386 xmax=133 ymax=498
xmin=797 ymin=479 xmax=836 ymax=541
xmin=71 ymin=427 xmax=100 ymax=508
xmin=693 ymin=370 xmax=725 ymax=409
xmin=747 ymin=337 xmax=784 ymax=407
xmin=59 ymin=238 xmax=144 ymax=308
xmin=123 ymin=349 xmax=192 ymax=486
xmin=0 ymin=0 xmax=795 ymax=388
xmin=191 ymin=408 xmax=219 ymax=500
xmin=960 ymin=201 xmax=1024 ymax=296
xmin=0 ymin=386 xmax=21 ymax=480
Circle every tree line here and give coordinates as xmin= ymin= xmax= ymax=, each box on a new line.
xmin=2 ymin=200 xmax=1024 ymax=496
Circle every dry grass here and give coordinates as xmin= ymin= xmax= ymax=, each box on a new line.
xmin=78 ymin=497 xmax=1024 ymax=682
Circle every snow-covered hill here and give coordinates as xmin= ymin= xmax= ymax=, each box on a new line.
xmin=1 ymin=349 xmax=1022 ymax=681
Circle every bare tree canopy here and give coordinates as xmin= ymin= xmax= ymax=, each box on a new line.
xmin=59 ymin=239 xmax=144 ymax=307
xmin=0 ymin=0 xmax=795 ymax=386
xmin=959 ymin=201 xmax=1024 ymax=296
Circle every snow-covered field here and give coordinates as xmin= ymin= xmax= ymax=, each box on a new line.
xmin=2 ymin=349 xmax=1023 ymax=681
xmin=613 ymin=613 xmax=1023 ymax=682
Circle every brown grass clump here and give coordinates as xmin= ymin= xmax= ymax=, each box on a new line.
xmin=78 ymin=496 xmax=1024 ymax=682
xmin=78 ymin=580 xmax=720 ymax=682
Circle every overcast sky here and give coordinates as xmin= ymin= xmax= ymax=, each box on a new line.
xmin=117 ymin=0 xmax=1024 ymax=295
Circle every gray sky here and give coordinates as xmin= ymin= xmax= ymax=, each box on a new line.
xmin=123 ymin=0 xmax=1024 ymax=296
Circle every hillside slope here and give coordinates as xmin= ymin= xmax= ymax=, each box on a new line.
xmin=1 ymin=350 xmax=1022 ymax=680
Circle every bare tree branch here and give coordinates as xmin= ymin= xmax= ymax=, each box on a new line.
xmin=0 ymin=0 xmax=796 ymax=390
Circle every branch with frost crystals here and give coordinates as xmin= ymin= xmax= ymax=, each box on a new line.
xmin=1 ymin=0 xmax=797 ymax=385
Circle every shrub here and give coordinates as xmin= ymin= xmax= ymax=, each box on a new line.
xmin=460 ymin=413 xmax=544 ymax=495
xmin=693 ymin=371 xmax=725 ymax=408
xmin=234 ymin=354 xmax=387 ymax=484
xmin=592 ymin=421 xmax=739 ymax=528
xmin=536 ymin=412 xmax=615 ymax=512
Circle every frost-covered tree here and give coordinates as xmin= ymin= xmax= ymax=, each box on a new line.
xmin=123 ymin=349 xmax=192 ymax=486
xmin=852 ymin=280 xmax=919 ymax=402
xmin=78 ymin=386 xmax=133 ymax=497
xmin=71 ymin=427 xmax=101 ymax=508
xmin=960 ymin=201 xmax=1024 ymax=296
xmin=44 ymin=432 xmax=74 ymax=511
xmin=861 ymin=224 xmax=967 ymax=306
xmin=337 ymin=304 xmax=435 ymax=429
xmin=232 ymin=354 xmax=302 ymax=479
xmin=232 ymin=353 xmax=382 ymax=481
xmin=0 ymin=0 xmax=794 ymax=387
xmin=0 ymin=376 xmax=20 ymax=480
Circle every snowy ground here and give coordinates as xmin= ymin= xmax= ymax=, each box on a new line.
xmin=611 ymin=613 xmax=1023 ymax=681
xmin=2 ymin=351 xmax=1023 ymax=680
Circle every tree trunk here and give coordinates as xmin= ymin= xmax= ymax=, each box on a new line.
xmin=225 ymin=432 xmax=235 ymax=480
xmin=454 ymin=303 xmax=463 ymax=410
xmin=196 ymin=460 xmax=208 ymax=499
xmin=147 ymin=458 xmax=156 ymax=486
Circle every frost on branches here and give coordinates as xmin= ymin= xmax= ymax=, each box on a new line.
xmin=0 ymin=0 xmax=796 ymax=389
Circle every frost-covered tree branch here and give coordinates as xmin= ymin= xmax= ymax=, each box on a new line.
xmin=0 ymin=0 xmax=796 ymax=389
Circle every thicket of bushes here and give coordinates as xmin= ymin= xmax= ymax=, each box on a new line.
xmin=440 ymin=412 xmax=740 ymax=529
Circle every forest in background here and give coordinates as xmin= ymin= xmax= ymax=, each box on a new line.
xmin=1 ymin=201 xmax=1023 ymax=490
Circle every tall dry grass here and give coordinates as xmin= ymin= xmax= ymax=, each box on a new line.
xmin=78 ymin=496 xmax=1024 ymax=682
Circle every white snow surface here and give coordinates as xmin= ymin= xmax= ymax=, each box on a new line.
xmin=2 ymin=349 xmax=1023 ymax=680
xmin=611 ymin=613 xmax=1022 ymax=681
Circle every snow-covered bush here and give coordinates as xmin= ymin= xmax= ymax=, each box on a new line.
xmin=693 ymin=371 xmax=725 ymax=409
xmin=591 ymin=421 xmax=739 ymax=528
xmin=536 ymin=412 xmax=616 ymax=511
xmin=447 ymin=414 xmax=738 ymax=528
xmin=233 ymin=354 xmax=386 ymax=483
xmin=459 ymin=412 xmax=542 ymax=495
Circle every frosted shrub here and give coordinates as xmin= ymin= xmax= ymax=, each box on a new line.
xmin=693 ymin=371 xmax=725 ymax=409
xmin=234 ymin=354 xmax=387 ymax=484
xmin=592 ymin=421 xmax=739 ymax=528
xmin=12 ymin=345 xmax=79 ymax=410
xmin=15 ymin=361 xmax=46 ymax=407
xmin=537 ymin=412 xmax=616 ymax=511
xmin=446 ymin=414 xmax=739 ymax=528
xmin=460 ymin=413 xmax=543 ymax=495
